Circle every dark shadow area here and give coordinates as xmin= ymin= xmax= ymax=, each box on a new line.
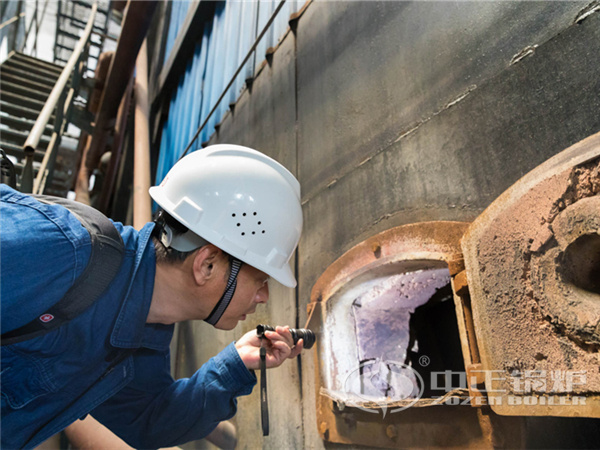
xmin=525 ymin=416 xmax=600 ymax=449
xmin=408 ymin=283 xmax=466 ymax=399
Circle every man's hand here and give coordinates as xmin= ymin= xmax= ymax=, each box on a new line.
xmin=235 ymin=326 xmax=304 ymax=371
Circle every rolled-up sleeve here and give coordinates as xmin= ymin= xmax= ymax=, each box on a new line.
xmin=91 ymin=342 xmax=256 ymax=449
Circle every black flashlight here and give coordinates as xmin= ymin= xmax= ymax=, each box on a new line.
xmin=256 ymin=324 xmax=317 ymax=437
xmin=256 ymin=324 xmax=316 ymax=349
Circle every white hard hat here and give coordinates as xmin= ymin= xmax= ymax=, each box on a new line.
xmin=149 ymin=144 xmax=303 ymax=288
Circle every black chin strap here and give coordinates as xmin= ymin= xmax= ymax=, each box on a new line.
xmin=204 ymin=258 xmax=242 ymax=326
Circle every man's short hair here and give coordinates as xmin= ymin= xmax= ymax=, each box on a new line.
xmin=151 ymin=210 xmax=198 ymax=264
xmin=151 ymin=210 xmax=234 ymax=275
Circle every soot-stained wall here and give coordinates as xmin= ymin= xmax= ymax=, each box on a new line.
xmin=171 ymin=2 xmax=600 ymax=448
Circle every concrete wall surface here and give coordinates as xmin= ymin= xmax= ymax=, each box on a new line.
xmin=171 ymin=2 xmax=600 ymax=448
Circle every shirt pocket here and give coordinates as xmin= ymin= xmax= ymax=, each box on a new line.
xmin=1 ymin=346 xmax=56 ymax=409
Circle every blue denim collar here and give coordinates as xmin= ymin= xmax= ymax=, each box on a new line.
xmin=110 ymin=222 xmax=174 ymax=351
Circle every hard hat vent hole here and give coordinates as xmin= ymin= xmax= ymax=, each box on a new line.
xmin=232 ymin=212 xmax=263 ymax=236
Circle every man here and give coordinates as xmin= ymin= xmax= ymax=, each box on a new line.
xmin=1 ymin=145 xmax=304 ymax=449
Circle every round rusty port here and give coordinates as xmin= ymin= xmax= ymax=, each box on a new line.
xmin=532 ymin=195 xmax=600 ymax=347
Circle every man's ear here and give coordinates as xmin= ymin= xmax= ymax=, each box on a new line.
xmin=192 ymin=245 xmax=222 ymax=286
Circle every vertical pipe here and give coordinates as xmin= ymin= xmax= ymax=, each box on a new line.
xmin=12 ymin=0 xmax=23 ymax=52
xmin=97 ymin=74 xmax=134 ymax=213
xmin=53 ymin=0 xmax=61 ymax=63
xmin=33 ymin=0 xmax=38 ymax=56
xmin=133 ymin=39 xmax=152 ymax=229
xmin=85 ymin=0 xmax=158 ymax=174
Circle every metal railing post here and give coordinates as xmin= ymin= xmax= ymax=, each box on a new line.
xmin=20 ymin=155 xmax=34 ymax=193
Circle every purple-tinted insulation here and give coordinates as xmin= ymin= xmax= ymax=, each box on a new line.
xmin=351 ymin=268 xmax=450 ymax=398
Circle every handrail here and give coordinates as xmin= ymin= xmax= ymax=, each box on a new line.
xmin=24 ymin=3 xmax=97 ymax=154
xmin=20 ymin=2 xmax=98 ymax=193
xmin=0 ymin=12 xmax=26 ymax=31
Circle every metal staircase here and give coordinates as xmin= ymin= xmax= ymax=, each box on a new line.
xmin=0 ymin=3 xmax=99 ymax=197
xmin=54 ymin=0 xmax=112 ymax=76
xmin=0 ymin=52 xmax=76 ymax=196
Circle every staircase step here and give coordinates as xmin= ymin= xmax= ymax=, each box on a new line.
xmin=0 ymin=101 xmax=55 ymax=124
xmin=0 ymin=115 xmax=54 ymax=135
xmin=0 ymin=71 xmax=54 ymax=93
xmin=4 ymin=58 xmax=61 ymax=80
xmin=58 ymin=13 xmax=106 ymax=32
xmin=0 ymin=126 xmax=52 ymax=147
xmin=12 ymin=53 xmax=64 ymax=74
xmin=1 ymin=91 xmax=47 ymax=112
xmin=70 ymin=0 xmax=109 ymax=15
xmin=0 ymin=65 xmax=62 ymax=86
xmin=54 ymin=56 xmax=70 ymax=65
xmin=0 ymin=141 xmax=45 ymax=162
xmin=0 ymin=53 xmax=83 ymax=196
xmin=0 ymin=80 xmax=50 ymax=103
xmin=57 ymin=30 xmax=102 ymax=48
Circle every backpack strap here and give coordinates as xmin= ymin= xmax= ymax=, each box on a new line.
xmin=1 ymin=195 xmax=125 ymax=346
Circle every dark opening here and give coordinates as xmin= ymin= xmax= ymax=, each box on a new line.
xmin=560 ymin=233 xmax=600 ymax=294
xmin=408 ymin=283 xmax=466 ymax=398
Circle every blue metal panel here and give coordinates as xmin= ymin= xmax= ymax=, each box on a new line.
xmin=156 ymin=0 xmax=301 ymax=184
xmin=163 ymin=0 xmax=194 ymax=64
xmin=219 ymin=2 xmax=240 ymax=119
xmin=198 ymin=5 xmax=222 ymax=146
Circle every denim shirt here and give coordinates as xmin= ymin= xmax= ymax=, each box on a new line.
xmin=1 ymin=185 xmax=256 ymax=449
